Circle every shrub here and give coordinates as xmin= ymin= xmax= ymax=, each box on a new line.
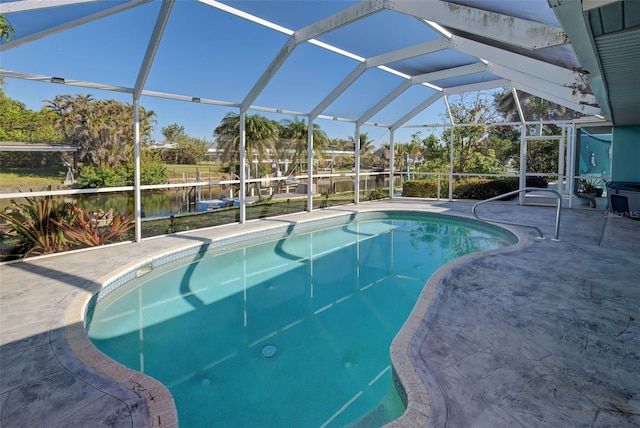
xmin=126 ymin=158 xmax=167 ymax=185
xmin=403 ymin=176 xmax=549 ymax=201
xmin=401 ymin=179 xmax=445 ymax=198
xmin=0 ymin=151 xmax=61 ymax=168
xmin=77 ymin=160 xmax=167 ymax=188
xmin=0 ymin=193 xmax=71 ymax=256
xmin=77 ymin=164 xmax=128 ymax=188
xmin=453 ymin=177 xmax=516 ymax=199
xmin=368 ymin=187 xmax=386 ymax=200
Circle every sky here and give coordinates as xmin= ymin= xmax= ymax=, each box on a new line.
xmin=1 ymin=0 xmax=460 ymax=147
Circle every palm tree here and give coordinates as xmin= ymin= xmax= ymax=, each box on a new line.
xmin=380 ymin=143 xmax=391 ymax=166
xmin=395 ymin=142 xmax=412 ymax=172
xmin=493 ymin=89 xmax=521 ymax=122
xmin=44 ymin=94 xmax=156 ymax=168
xmin=278 ymin=116 xmax=329 ymax=174
xmin=214 ymin=112 xmax=279 ymax=176
xmin=0 ymin=15 xmax=15 ymax=42
xmin=348 ymin=132 xmax=376 ymax=168
xmin=394 ymin=140 xmax=424 ymax=174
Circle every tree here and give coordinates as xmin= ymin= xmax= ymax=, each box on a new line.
xmin=326 ymin=138 xmax=352 ymax=170
xmin=493 ymin=88 xmax=579 ymax=134
xmin=161 ymin=123 xmax=208 ymax=164
xmin=492 ymin=89 xmax=575 ymax=173
xmin=0 ymin=87 xmax=59 ymax=143
xmin=0 ymin=15 xmax=15 ymax=42
xmin=440 ymin=92 xmax=503 ymax=174
xmin=492 ymin=90 xmax=519 ymax=122
xmin=524 ymin=139 xmax=559 ymax=174
xmin=413 ymin=132 xmax=449 ymax=172
xmin=485 ymin=135 xmax=519 ymax=169
xmin=213 ymin=112 xmax=279 ymax=175
xmin=161 ymin=123 xmax=186 ymax=142
xmin=348 ymin=132 xmax=377 ymax=168
xmin=175 ymin=137 xmax=208 ymax=165
xmin=45 ymin=94 xmax=156 ymax=168
xmin=278 ymin=117 xmax=329 ymax=174
xmin=0 ymin=86 xmax=62 ymax=168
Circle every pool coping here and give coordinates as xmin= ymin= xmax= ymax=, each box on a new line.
xmin=65 ymin=208 xmax=527 ymax=427
xmin=384 ymin=223 xmax=529 ymax=427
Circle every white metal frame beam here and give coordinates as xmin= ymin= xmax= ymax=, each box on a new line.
xmin=357 ymin=80 xmax=412 ymax=127
xmin=0 ymin=70 xmax=243 ymax=108
xmin=548 ymin=0 xmax=612 ymax=120
xmin=512 ymin=82 xmax=601 ymax=116
xmin=413 ymin=62 xmax=487 ymax=85
xmin=450 ymin=36 xmax=577 ymax=87
xmin=444 ymin=95 xmax=455 ymax=201
xmin=442 ymin=79 xmax=509 ymax=95
xmin=366 ymin=38 xmax=451 ymax=68
xmin=309 ymin=63 xmax=368 ymax=121
xmin=512 ymin=87 xmax=526 ymax=124
xmin=239 ymin=0 xmax=384 ymax=111
xmin=0 ymin=70 xmax=132 ymax=92
xmin=131 ymin=0 xmax=174 ymax=242
xmin=0 ymin=0 xmax=101 ymax=13
xmin=489 ymin=63 xmax=599 ymax=113
xmin=390 ymin=92 xmax=443 ymax=132
xmin=133 ymin=0 xmax=174 ymax=98
xmin=310 ymin=39 xmax=450 ymax=121
xmin=197 ymin=0 xmax=293 ymax=36
xmin=388 ymin=79 xmax=509 ymax=144
xmin=387 ymin=0 xmax=568 ymax=50
xmin=0 ymin=0 xmax=150 ymax=51
xmin=356 ymin=62 xmax=486 ymax=127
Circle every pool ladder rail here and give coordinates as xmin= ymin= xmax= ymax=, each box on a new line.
xmin=472 ymin=187 xmax=562 ymax=241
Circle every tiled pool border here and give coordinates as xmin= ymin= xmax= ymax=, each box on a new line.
xmin=71 ymin=209 xmax=524 ymax=428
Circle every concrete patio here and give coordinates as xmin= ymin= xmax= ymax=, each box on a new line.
xmin=1 ymin=199 xmax=639 ymax=427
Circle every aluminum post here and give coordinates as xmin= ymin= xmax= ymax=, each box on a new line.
xmin=133 ymin=98 xmax=142 ymax=242
xmin=239 ymin=111 xmax=246 ymax=223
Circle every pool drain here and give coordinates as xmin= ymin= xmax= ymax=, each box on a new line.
xmin=261 ymin=345 xmax=277 ymax=359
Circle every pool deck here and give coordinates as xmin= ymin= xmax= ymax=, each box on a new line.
xmin=1 ymin=198 xmax=639 ymax=427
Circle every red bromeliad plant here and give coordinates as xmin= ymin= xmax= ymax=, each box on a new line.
xmin=0 ymin=194 xmax=71 ymax=256
xmin=54 ymin=204 xmax=135 ymax=247
xmin=1 ymin=192 xmax=135 ymax=258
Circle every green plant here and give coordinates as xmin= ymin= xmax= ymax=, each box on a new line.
xmin=402 ymin=179 xmax=442 ymax=198
xmin=453 ymin=177 xmax=519 ymax=199
xmin=76 ymin=164 xmax=128 ymax=188
xmin=0 ymin=192 xmax=135 ymax=257
xmin=403 ymin=176 xmax=547 ymax=200
xmin=368 ymin=187 xmax=386 ymax=200
xmin=77 ymin=159 xmax=168 ymax=188
xmin=577 ymin=178 xmax=598 ymax=194
xmin=0 ymin=193 xmax=71 ymax=256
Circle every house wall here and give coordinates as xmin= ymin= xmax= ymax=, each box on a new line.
xmin=612 ymin=126 xmax=640 ymax=182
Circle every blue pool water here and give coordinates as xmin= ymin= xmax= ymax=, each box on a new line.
xmin=87 ymin=213 xmax=515 ymax=427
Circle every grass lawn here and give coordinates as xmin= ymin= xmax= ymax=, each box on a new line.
xmin=0 ymin=166 xmax=68 ymax=189
xmin=166 ymin=163 xmax=228 ymax=181
xmin=0 ymin=163 xmax=228 ymax=189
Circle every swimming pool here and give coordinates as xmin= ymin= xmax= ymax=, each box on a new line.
xmin=86 ymin=212 xmax=516 ymax=427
